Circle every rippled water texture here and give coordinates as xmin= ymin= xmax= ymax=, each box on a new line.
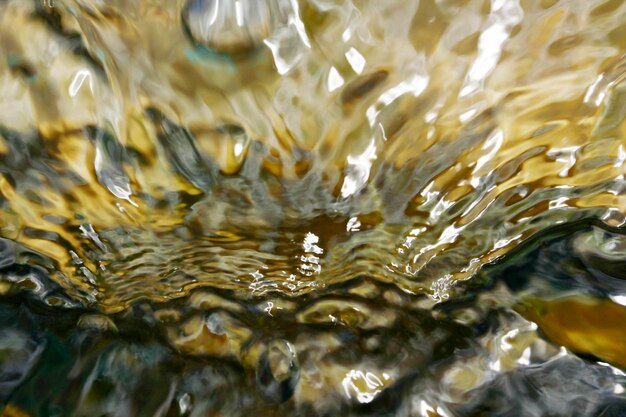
xmin=0 ymin=0 xmax=625 ymax=416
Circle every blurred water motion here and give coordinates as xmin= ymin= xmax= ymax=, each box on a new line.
xmin=0 ymin=0 xmax=625 ymax=415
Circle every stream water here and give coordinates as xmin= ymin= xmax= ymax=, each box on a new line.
xmin=0 ymin=0 xmax=625 ymax=416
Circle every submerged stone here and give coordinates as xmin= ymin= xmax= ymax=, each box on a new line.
xmin=517 ymin=296 xmax=626 ymax=369
xmin=0 ymin=329 xmax=45 ymax=403
xmin=168 ymin=312 xmax=252 ymax=358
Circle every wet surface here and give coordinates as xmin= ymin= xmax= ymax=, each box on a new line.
xmin=0 ymin=0 xmax=625 ymax=415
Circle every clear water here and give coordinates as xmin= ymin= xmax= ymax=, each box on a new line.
xmin=0 ymin=0 xmax=625 ymax=416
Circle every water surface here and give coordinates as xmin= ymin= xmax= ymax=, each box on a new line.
xmin=0 ymin=0 xmax=625 ymax=415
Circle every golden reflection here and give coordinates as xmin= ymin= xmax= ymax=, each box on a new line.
xmin=0 ymin=0 xmax=624 ymax=313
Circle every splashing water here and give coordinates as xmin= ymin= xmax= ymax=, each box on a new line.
xmin=0 ymin=0 xmax=625 ymax=415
